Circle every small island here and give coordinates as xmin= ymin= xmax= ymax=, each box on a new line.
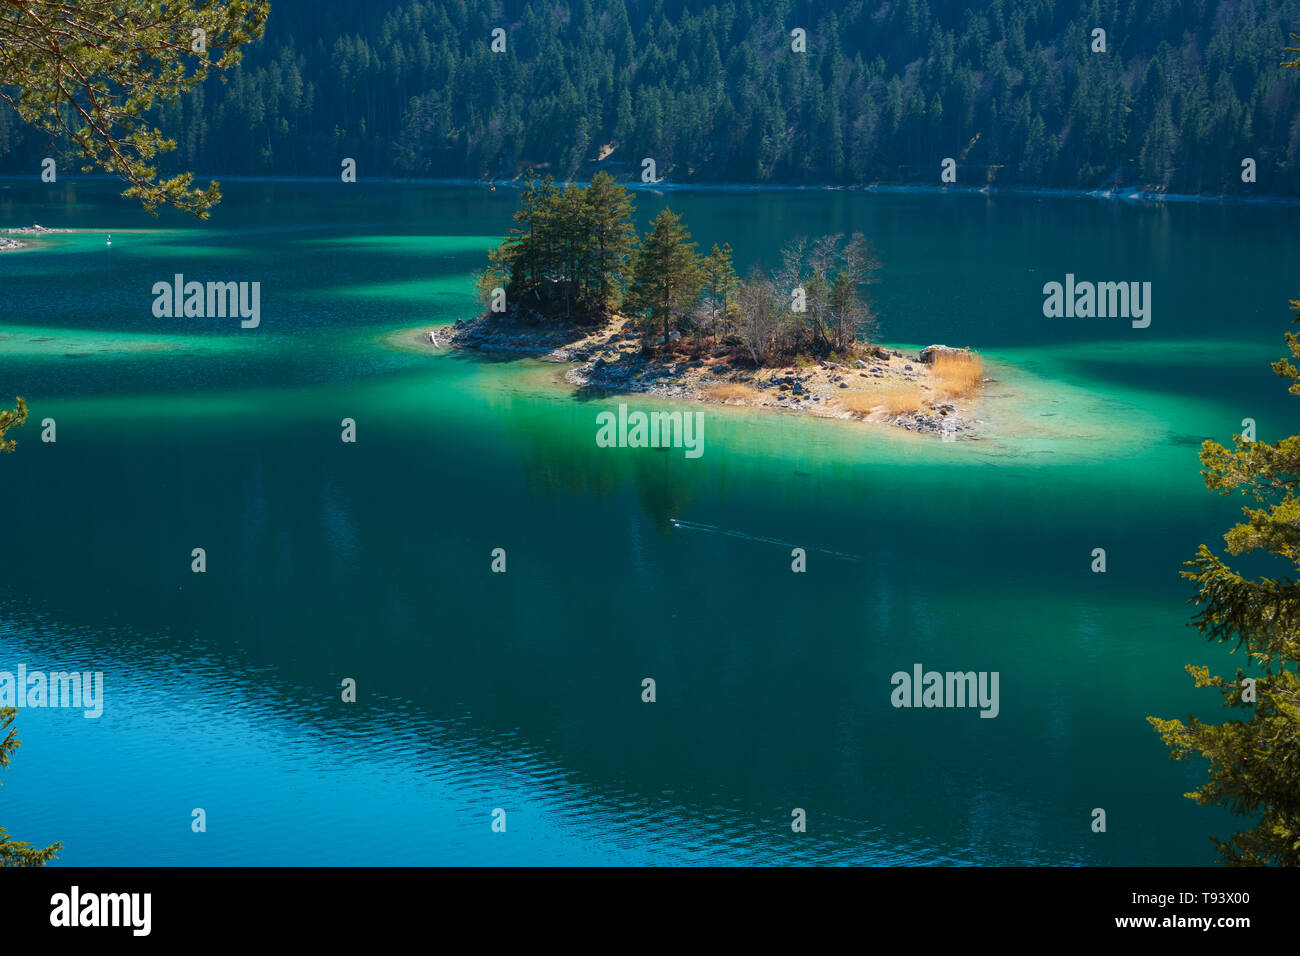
xmin=1 ymin=224 xmax=74 ymax=251
xmin=425 ymin=174 xmax=988 ymax=437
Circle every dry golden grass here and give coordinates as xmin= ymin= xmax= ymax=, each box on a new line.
xmin=703 ymin=382 xmax=765 ymax=404
xmin=879 ymin=382 xmax=925 ymax=415
xmin=835 ymin=391 xmax=879 ymax=418
xmin=931 ymin=351 xmax=984 ymax=400
xmin=836 ymin=384 xmax=924 ymax=418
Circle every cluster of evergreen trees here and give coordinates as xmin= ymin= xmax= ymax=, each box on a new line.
xmin=481 ymin=172 xmax=877 ymax=362
xmin=481 ymin=173 xmax=637 ymax=319
xmin=2 ymin=0 xmax=1297 ymax=195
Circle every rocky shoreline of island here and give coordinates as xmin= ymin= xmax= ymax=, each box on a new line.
xmin=1 ymin=224 xmax=74 ymax=251
xmin=421 ymin=312 xmax=988 ymax=438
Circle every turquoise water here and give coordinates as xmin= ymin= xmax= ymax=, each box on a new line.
xmin=0 ymin=180 xmax=1295 ymax=865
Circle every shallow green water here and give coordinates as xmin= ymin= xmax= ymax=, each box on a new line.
xmin=0 ymin=180 xmax=1294 ymax=865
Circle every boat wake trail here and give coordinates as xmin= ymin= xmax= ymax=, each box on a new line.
xmin=669 ymin=518 xmax=860 ymax=562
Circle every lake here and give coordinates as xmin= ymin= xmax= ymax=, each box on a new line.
xmin=0 ymin=179 xmax=1294 ymax=865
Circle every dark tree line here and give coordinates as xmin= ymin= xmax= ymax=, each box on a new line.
xmin=3 ymin=0 xmax=1297 ymax=194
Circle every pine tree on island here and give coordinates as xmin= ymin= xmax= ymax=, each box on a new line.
xmin=626 ymin=208 xmax=702 ymax=350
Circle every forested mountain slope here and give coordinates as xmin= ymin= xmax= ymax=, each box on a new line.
xmin=2 ymin=0 xmax=1297 ymax=194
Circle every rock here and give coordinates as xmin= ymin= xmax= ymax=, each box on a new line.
xmin=838 ymin=381 xmax=849 ymax=388
xmin=904 ymin=364 xmax=913 ymax=371
xmin=918 ymin=344 xmax=967 ymax=364
xmin=853 ymin=359 xmax=868 ymax=368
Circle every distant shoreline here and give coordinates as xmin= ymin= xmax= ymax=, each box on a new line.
xmin=2 ymin=175 xmax=1296 ymax=207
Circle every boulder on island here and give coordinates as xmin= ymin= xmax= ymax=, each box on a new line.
xmin=919 ymin=344 xmax=968 ymax=364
